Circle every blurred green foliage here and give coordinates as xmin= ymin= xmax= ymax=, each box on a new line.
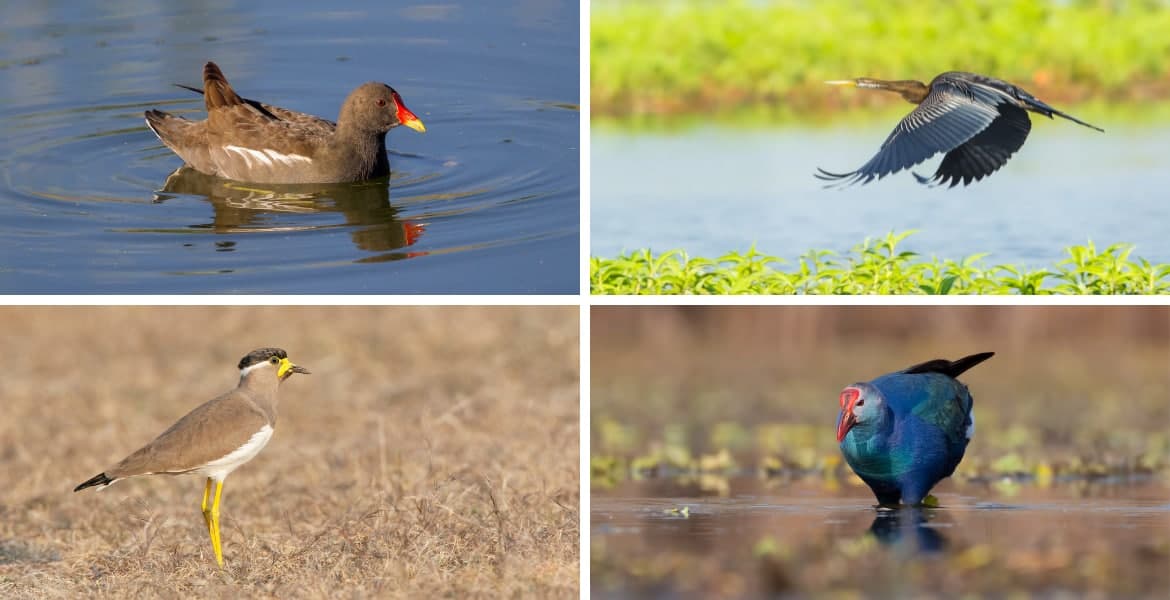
xmin=590 ymin=231 xmax=1170 ymax=294
xmin=590 ymin=420 xmax=1169 ymax=489
xmin=592 ymin=0 xmax=1170 ymax=119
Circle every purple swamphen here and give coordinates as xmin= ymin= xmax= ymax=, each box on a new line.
xmin=836 ymin=352 xmax=994 ymax=506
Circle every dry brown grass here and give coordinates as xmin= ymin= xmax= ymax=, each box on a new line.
xmin=0 ymin=307 xmax=579 ymax=598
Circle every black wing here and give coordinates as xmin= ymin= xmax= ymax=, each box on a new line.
xmin=914 ymin=103 xmax=1031 ymax=187
xmin=900 ymin=352 xmax=994 ymax=379
xmin=816 ymin=78 xmax=1010 ymax=187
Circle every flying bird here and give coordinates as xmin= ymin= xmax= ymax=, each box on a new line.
xmin=816 ymin=72 xmax=1103 ymax=187
xmin=836 ymin=352 xmax=993 ymax=505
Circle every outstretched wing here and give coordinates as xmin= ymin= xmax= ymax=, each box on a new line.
xmin=816 ymin=78 xmax=1010 ymax=187
xmin=915 ymin=103 xmax=1031 ymax=187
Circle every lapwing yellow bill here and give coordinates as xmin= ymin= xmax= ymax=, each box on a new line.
xmin=74 ymin=347 xmax=309 ymax=567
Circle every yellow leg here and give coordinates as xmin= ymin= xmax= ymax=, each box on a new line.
xmin=201 ymin=478 xmax=212 ymax=528
xmin=201 ymin=478 xmax=225 ymax=567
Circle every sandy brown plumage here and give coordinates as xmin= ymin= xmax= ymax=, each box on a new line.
xmin=73 ymin=347 xmax=309 ymax=567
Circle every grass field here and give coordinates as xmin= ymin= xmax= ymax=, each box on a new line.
xmin=0 ymin=307 xmax=578 ymax=598
xmin=593 ymin=0 xmax=1170 ymax=120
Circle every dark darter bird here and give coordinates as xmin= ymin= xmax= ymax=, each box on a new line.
xmin=816 ymin=72 xmax=1103 ymax=188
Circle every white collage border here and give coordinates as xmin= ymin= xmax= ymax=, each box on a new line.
xmin=5 ymin=2 xmax=1170 ymax=599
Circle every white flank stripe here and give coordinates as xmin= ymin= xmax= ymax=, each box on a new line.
xmin=966 ymin=413 xmax=975 ymax=440
xmin=223 ymin=144 xmax=270 ymax=168
xmin=197 ymin=424 xmax=274 ymax=481
xmin=262 ymin=148 xmax=313 ymax=166
xmin=223 ymin=144 xmax=312 ymax=170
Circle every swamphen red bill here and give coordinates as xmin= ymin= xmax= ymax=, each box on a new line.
xmin=836 ymin=352 xmax=994 ymax=506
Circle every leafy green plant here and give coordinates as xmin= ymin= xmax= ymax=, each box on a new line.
xmin=590 ymin=232 xmax=1170 ymax=294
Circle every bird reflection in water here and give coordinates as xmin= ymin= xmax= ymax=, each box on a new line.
xmin=152 ymin=166 xmax=426 ymax=260
xmin=868 ymin=506 xmax=949 ymax=553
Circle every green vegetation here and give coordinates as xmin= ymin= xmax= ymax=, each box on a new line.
xmin=592 ymin=0 xmax=1170 ymax=120
xmin=591 ymin=307 xmax=1170 ymax=486
xmin=591 ymin=419 xmax=1169 ymax=490
xmin=590 ymin=231 xmax=1170 ymax=294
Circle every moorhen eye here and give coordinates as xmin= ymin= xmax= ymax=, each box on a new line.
xmin=376 ymin=98 xmax=387 ymax=107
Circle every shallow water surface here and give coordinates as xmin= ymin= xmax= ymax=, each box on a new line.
xmin=593 ymin=477 xmax=1170 ymax=598
xmin=592 ymin=125 xmax=1170 ymax=267
xmin=0 ymin=1 xmax=578 ymax=293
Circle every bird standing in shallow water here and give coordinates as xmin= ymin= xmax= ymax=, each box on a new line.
xmin=836 ymin=352 xmax=993 ymax=506
xmin=816 ymin=72 xmax=1103 ymax=187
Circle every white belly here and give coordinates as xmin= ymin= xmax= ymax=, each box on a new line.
xmin=194 ymin=424 xmax=274 ymax=481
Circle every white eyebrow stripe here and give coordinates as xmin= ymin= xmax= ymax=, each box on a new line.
xmin=239 ymin=361 xmax=274 ymax=377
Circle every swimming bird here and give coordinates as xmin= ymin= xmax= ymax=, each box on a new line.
xmin=816 ymin=72 xmax=1103 ymax=187
xmin=836 ymin=352 xmax=993 ymax=505
xmin=74 ymin=348 xmax=310 ymax=566
xmin=145 ymin=62 xmax=425 ymax=184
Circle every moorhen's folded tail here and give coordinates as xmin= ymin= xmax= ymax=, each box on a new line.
xmin=202 ymin=61 xmax=244 ymax=110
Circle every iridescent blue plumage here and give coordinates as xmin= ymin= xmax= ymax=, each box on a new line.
xmin=836 ymin=352 xmax=993 ymax=505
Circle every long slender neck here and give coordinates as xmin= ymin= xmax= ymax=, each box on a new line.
xmin=866 ymin=79 xmax=930 ymax=104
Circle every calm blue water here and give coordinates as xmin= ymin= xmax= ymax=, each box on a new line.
xmin=0 ymin=1 xmax=579 ymax=293
xmin=592 ymin=124 xmax=1170 ymax=268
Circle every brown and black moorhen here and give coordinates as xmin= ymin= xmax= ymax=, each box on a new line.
xmin=145 ymin=62 xmax=426 ymax=184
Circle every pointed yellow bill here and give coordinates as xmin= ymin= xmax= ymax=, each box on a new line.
xmin=276 ymin=357 xmax=310 ymax=379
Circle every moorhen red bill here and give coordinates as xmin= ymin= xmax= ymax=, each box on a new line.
xmin=145 ymin=62 xmax=426 ymax=184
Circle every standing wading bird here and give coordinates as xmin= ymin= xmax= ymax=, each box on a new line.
xmin=74 ymin=348 xmax=309 ymax=567
xmin=816 ymin=72 xmax=1103 ymax=187
xmin=836 ymin=352 xmax=993 ymax=506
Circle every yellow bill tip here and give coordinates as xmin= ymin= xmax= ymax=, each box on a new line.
xmin=403 ymin=117 xmax=426 ymax=133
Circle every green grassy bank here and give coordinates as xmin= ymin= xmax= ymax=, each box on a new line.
xmin=590 ymin=232 xmax=1170 ymax=294
xmin=592 ymin=0 xmax=1170 ymax=120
